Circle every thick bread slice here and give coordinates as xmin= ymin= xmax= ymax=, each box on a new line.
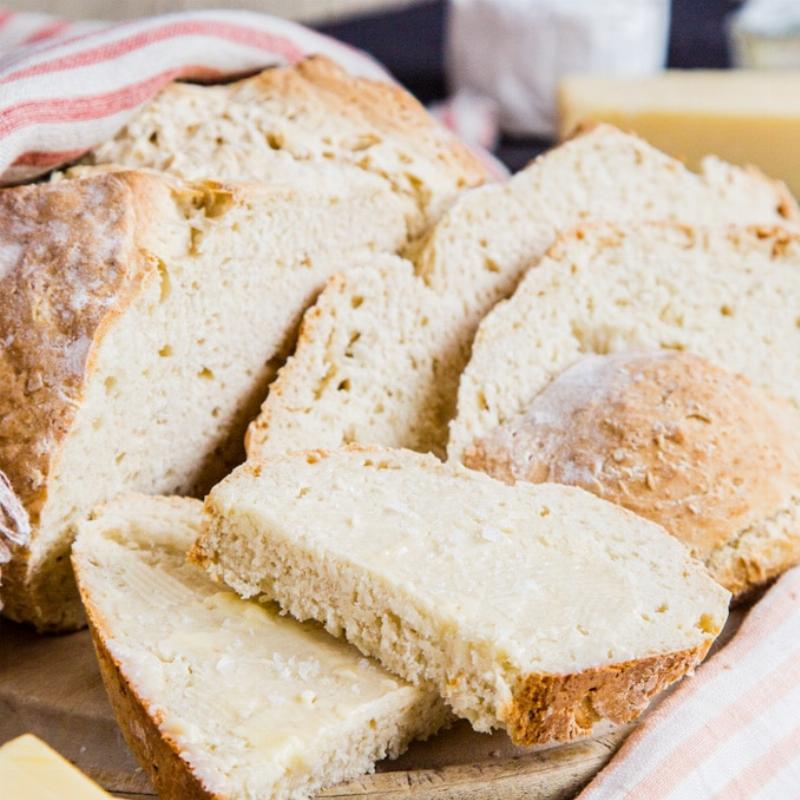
xmin=450 ymin=223 xmax=800 ymax=461
xmin=87 ymin=56 xmax=489 ymax=240
xmin=0 ymin=166 xmax=407 ymax=630
xmin=246 ymin=126 xmax=798 ymax=459
xmin=246 ymin=256 xmax=467 ymax=458
xmin=195 ymin=447 xmax=730 ymax=746
xmin=464 ymin=351 xmax=800 ymax=596
xmin=72 ymin=495 xmax=447 ymax=800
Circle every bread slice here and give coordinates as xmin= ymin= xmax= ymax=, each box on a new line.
xmin=450 ymin=223 xmax=800 ymax=461
xmin=464 ymin=351 xmax=800 ymax=596
xmin=195 ymin=446 xmax=730 ymax=746
xmin=87 ymin=56 xmax=489 ymax=241
xmin=246 ymin=126 xmax=798 ymax=459
xmin=72 ymin=495 xmax=448 ymax=800
xmin=0 ymin=166 xmax=407 ymax=630
xmin=246 ymin=256 xmax=468 ymax=458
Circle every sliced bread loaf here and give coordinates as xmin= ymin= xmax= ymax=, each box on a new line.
xmin=195 ymin=447 xmax=730 ymax=745
xmin=72 ymin=494 xmax=447 ymax=800
xmin=87 ymin=56 xmax=489 ymax=240
xmin=246 ymin=126 xmax=798 ymax=459
xmin=450 ymin=223 xmax=800 ymax=461
xmin=464 ymin=351 xmax=800 ymax=596
xmin=0 ymin=166 xmax=406 ymax=630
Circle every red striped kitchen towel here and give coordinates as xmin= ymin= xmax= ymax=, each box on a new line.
xmin=580 ymin=566 xmax=800 ymax=800
xmin=0 ymin=8 xmax=505 ymax=185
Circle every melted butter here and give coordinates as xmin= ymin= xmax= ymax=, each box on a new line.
xmin=104 ymin=552 xmax=416 ymax=777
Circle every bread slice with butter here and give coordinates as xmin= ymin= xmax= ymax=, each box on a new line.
xmin=0 ymin=165 xmax=407 ymax=631
xmin=194 ymin=446 xmax=730 ymax=746
xmin=72 ymin=494 xmax=448 ymax=800
xmin=452 ymin=223 xmax=800 ymax=594
xmin=246 ymin=125 xmax=798 ymax=460
xmin=0 ymin=734 xmax=111 ymax=799
xmin=87 ymin=56 xmax=490 ymax=242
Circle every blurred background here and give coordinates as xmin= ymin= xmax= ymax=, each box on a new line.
xmin=5 ymin=0 xmax=797 ymax=175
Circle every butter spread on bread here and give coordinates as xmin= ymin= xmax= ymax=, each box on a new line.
xmin=72 ymin=495 xmax=447 ymax=800
xmin=195 ymin=446 xmax=729 ymax=746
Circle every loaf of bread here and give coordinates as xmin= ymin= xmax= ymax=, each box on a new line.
xmin=0 ymin=166 xmax=407 ymax=630
xmin=246 ymin=126 xmax=798 ymax=460
xmin=464 ymin=351 xmax=800 ymax=596
xmin=72 ymin=494 xmax=448 ymax=800
xmin=87 ymin=56 xmax=489 ymax=241
xmin=450 ymin=224 xmax=800 ymax=461
xmin=195 ymin=447 xmax=730 ymax=745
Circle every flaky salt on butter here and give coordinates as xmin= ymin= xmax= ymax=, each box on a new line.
xmin=0 ymin=734 xmax=111 ymax=799
xmin=558 ymin=71 xmax=800 ymax=198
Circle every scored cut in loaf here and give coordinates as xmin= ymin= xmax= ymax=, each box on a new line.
xmin=86 ymin=55 xmax=490 ymax=241
xmin=194 ymin=446 xmax=730 ymax=746
xmin=0 ymin=165 xmax=407 ymax=630
xmin=245 ymin=125 xmax=798 ymax=460
xmin=464 ymin=350 xmax=800 ymax=596
xmin=72 ymin=495 xmax=448 ymax=800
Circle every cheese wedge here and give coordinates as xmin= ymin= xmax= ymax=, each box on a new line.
xmin=0 ymin=735 xmax=111 ymax=800
xmin=72 ymin=495 xmax=447 ymax=800
xmin=195 ymin=447 xmax=730 ymax=746
xmin=558 ymin=71 xmax=800 ymax=197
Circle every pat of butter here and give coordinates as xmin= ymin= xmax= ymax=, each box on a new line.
xmin=0 ymin=735 xmax=111 ymax=799
xmin=558 ymin=70 xmax=800 ymax=198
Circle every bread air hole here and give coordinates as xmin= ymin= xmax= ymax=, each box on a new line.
xmin=265 ymin=131 xmax=284 ymax=150
xmin=158 ymin=344 xmax=173 ymax=357
xmin=198 ymin=367 xmax=214 ymax=380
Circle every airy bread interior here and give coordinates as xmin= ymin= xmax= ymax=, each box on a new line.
xmin=0 ymin=166 xmax=407 ymax=629
xmin=196 ymin=447 xmax=730 ymax=745
xmin=72 ymin=494 xmax=447 ymax=800
xmin=246 ymin=126 xmax=798 ymax=460
xmin=86 ymin=56 xmax=489 ymax=241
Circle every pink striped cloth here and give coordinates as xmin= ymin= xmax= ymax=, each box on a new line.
xmin=0 ymin=9 xmax=392 ymax=185
xmin=0 ymin=8 xmax=505 ymax=185
xmin=580 ymin=566 xmax=800 ymax=800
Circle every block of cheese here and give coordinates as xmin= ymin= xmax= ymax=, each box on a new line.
xmin=0 ymin=734 xmax=111 ymax=799
xmin=558 ymin=71 xmax=800 ymax=198
xmin=246 ymin=124 xmax=798 ymax=461
xmin=195 ymin=447 xmax=730 ymax=746
xmin=72 ymin=494 xmax=448 ymax=800
xmin=0 ymin=166 xmax=407 ymax=630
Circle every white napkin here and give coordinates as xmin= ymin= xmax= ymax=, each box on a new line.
xmin=446 ymin=0 xmax=670 ymax=137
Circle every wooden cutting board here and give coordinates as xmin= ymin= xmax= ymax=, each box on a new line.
xmin=0 ymin=609 xmax=746 ymax=799
xmin=0 ymin=617 xmax=635 ymax=799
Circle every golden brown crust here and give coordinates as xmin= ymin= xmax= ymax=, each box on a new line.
xmin=504 ymin=642 xmax=710 ymax=745
xmin=87 ymin=616 xmax=218 ymax=799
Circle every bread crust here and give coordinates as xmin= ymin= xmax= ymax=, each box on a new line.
xmin=505 ymin=643 xmax=710 ymax=745
xmin=0 ymin=174 xmax=157 ymax=625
